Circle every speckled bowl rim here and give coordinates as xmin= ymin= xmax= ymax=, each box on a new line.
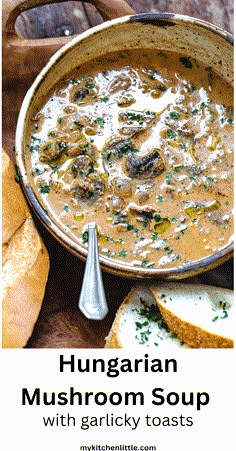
xmin=15 ymin=12 xmax=234 ymax=279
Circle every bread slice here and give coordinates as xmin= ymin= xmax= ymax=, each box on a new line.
xmin=2 ymin=149 xmax=50 ymax=348
xmin=150 ymin=283 xmax=234 ymax=348
xmin=105 ymin=285 xmax=187 ymax=348
xmin=2 ymin=149 xmax=29 ymax=245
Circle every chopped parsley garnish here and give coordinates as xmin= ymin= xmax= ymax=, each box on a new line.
xmin=167 ymin=129 xmax=176 ymax=139
xmin=82 ymin=231 xmax=89 ymax=244
xmin=141 ymin=260 xmax=155 ymax=268
xmin=39 ymin=183 xmax=50 ymax=194
xmin=170 ymin=111 xmax=180 ymax=120
xmin=85 ymin=82 xmax=95 ymax=89
xmin=49 ymin=163 xmax=58 ymax=172
xmin=118 ymin=250 xmax=127 ymax=258
xmin=170 ymin=332 xmax=178 ymax=339
xmin=151 ymin=232 xmax=159 ymax=241
xmin=100 ymin=97 xmax=109 ymax=103
xmin=96 ymin=117 xmax=105 ymax=126
xmin=74 ymin=120 xmax=81 ymax=127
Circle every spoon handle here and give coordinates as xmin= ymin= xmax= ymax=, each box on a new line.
xmin=78 ymin=222 xmax=108 ymax=320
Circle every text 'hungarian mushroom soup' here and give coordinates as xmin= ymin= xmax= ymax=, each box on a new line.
xmin=26 ymin=49 xmax=234 ymax=270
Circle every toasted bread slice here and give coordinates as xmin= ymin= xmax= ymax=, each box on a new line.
xmin=105 ymin=285 xmax=187 ymax=348
xmin=2 ymin=149 xmax=30 ymax=244
xmin=150 ymin=283 xmax=234 ymax=348
xmin=2 ymin=149 xmax=50 ymax=348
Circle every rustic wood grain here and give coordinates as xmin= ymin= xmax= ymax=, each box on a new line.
xmin=15 ymin=0 xmax=234 ymax=36
xmin=2 ymin=0 xmax=234 ymax=349
xmin=15 ymin=2 xmax=90 ymax=38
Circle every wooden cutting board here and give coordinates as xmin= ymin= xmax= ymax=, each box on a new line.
xmin=2 ymin=0 xmax=234 ymax=348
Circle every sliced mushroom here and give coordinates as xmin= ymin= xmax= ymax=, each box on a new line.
xmin=127 ymin=202 xmax=156 ymax=218
xmin=112 ymin=177 xmax=132 ymax=197
xmin=207 ymin=211 xmax=231 ymax=226
xmin=127 ymin=202 xmax=156 ymax=223
xmin=115 ymin=93 xmax=136 ymax=107
xmin=108 ymin=74 xmax=132 ymax=93
xmin=118 ymin=109 xmax=156 ymax=137
xmin=102 ymin=136 xmax=137 ymax=162
xmin=73 ymin=88 xmax=90 ymax=101
xmin=73 ymin=172 xmax=105 ymax=200
xmin=70 ymin=155 xmax=93 ymax=177
xmin=39 ymin=140 xmax=68 ymax=162
xmin=126 ymin=149 xmax=165 ymax=178
xmin=61 ymin=155 xmax=105 ymax=200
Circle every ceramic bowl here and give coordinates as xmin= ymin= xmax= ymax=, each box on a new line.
xmin=15 ymin=13 xmax=234 ymax=279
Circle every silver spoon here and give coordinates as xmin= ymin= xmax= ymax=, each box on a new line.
xmin=78 ymin=222 xmax=108 ymax=320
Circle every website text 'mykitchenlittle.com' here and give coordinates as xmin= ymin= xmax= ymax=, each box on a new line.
xmin=80 ymin=446 xmax=157 ymax=451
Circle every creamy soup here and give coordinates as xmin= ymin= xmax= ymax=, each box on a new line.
xmin=26 ymin=49 xmax=234 ymax=269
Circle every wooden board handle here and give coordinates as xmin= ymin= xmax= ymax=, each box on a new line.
xmin=2 ymin=0 xmax=135 ymax=85
xmin=3 ymin=0 xmax=135 ymax=49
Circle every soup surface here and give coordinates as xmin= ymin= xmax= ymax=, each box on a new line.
xmin=26 ymin=49 xmax=234 ymax=269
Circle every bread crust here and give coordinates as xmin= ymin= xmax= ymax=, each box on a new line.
xmin=150 ymin=284 xmax=234 ymax=349
xmin=2 ymin=150 xmax=50 ymax=348
xmin=105 ymin=283 xmax=234 ymax=349
xmin=2 ymin=150 xmax=29 ymax=244
xmin=105 ymin=288 xmax=136 ymax=348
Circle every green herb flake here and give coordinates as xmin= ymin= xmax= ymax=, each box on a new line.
xmin=82 ymin=231 xmax=89 ymax=244
xmin=170 ymin=111 xmax=180 ymax=120
xmin=151 ymin=232 xmax=159 ymax=241
xmin=57 ymin=117 xmax=63 ymax=124
xmin=118 ymin=250 xmax=127 ymax=258
xmin=74 ymin=120 xmax=81 ymax=127
xmin=96 ymin=117 xmax=105 ymax=126
xmin=165 ymin=173 xmax=173 ymax=185
xmin=167 ymin=129 xmax=176 ymax=139
xmin=85 ymin=82 xmax=95 ymax=89
xmin=170 ymin=332 xmax=178 ymax=339
xmin=49 ymin=164 xmax=58 ymax=172
xmin=100 ymin=97 xmax=109 ymax=103
xmin=39 ymin=183 xmax=50 ymax=194
xmin=141 ymin=260 xmax=155 ymax=268
xmin=164 ymin=246 xmax=173 ymax=255
xmin=212 ymin=315 xmax=219 ymax=322
xmin=135 ymin=320 xmax=149 ymax=330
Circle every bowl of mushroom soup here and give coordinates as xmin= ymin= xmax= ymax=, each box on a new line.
xmin=16 ymin=13 xmax=234 ymax=279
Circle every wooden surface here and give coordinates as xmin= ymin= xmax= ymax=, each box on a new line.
xmin=2 ymin=0 xmax=234 ymax=348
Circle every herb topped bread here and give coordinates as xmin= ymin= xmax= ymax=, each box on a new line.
xmin=105 ymin=283 xmax=234 ymax=348
xmin=150 ymin=283 xmax=234 ymax=348
xmin=2 ymin=149 xmax=50 ymax=348
xmin=105 ymin=285 xmax=188 ymax=349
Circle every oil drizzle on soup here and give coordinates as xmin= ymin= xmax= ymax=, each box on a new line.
xmin=27 ymin=50 xmax=234 ymax=269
